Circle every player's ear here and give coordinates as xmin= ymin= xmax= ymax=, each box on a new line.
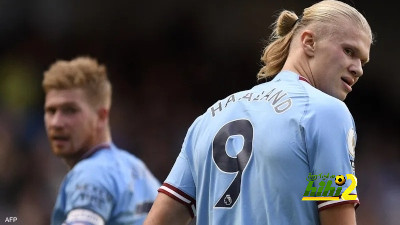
xmin=97 ymin=107 xmax=109 ymax=128
xmin=301 ymin=30 xmax=316 ymax=57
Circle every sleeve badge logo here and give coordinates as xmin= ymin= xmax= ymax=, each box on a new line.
xmin=347 ymin=128 xmax=356 ymax=158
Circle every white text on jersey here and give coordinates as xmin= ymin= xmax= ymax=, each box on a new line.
xmin=210 ymin=88 xmax=292 ymax=117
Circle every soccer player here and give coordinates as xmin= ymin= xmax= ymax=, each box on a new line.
xmin=43 ymin=56 xmax=160 ymax=225
xmin=143 ymin=0 xmax=374 ymax=225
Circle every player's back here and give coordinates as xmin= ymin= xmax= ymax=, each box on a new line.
xmin=184 ymin=71 xmax=325 ymax=224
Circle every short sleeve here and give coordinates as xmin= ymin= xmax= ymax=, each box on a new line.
xmin=158 ymin=120 xmax=198 ymax=217
xmin=159 ymin=153 xmax=196 ymax=217
xmin=302 ymin=99 xmax=359 ymax=210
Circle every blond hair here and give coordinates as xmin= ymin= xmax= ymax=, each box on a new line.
xmin=42 ymin=56 xmax=112 ymax=109
xmin=258 ymin=0 xmax=374 ymax=80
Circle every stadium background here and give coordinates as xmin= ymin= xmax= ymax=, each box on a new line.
xmin=0 ymin=0 xmax=398 ymax=224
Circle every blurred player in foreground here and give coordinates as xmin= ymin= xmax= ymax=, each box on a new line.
xmin=43 ymin=56 xmax=160 ymax=225
xmin=144 ymin=0 xmax=374 ymax=225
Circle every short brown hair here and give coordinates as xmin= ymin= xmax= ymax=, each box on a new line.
xmin=42 ymin=56 xmax=112 ymax=109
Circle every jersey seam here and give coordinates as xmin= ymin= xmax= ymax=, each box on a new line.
xmin=297 ymin=78 xmax=311 ymax=163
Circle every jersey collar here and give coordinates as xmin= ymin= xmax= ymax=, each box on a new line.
xmin=299 ymin=76 xmax=311 ymax=84
xmin=79 ymin=142 xmax=111 ymax=161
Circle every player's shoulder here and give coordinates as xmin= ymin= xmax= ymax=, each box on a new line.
xmin=72 ymin=144 xmax=137 ymax=177
xmin=309 ymin=90 xmax=350 ymax=116
xmin=111 ymin=144 xmax=159 ymax=180
xmin=301 ymin=89 xmax=353 ymax=128
xmin=68 ymin=146 xmax=150 ymax=190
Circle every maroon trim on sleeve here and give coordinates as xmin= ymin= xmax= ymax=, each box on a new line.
xmin=158 ymin=183 xmax=196 ymax=218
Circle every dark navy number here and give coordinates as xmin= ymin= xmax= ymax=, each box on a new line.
xmin=212 ymin=119 xmax=253 ymax=208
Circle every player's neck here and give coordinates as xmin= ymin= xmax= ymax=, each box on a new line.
xmin=64 ymin=131 xmax=112 ymax=169
xmin=282 ymin=63 xmax=315 ymax=88
xmin=282 ymin=47 xmax=316 ymax=88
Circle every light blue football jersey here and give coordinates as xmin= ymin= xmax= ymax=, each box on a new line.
xmin=159 ymin=71 xmax=359 ymax=225
xmin=52 ymin=142 xmax=160 ymax=225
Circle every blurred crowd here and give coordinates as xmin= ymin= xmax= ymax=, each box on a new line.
xmin=0 ymin=1 xmax=398 ymax=224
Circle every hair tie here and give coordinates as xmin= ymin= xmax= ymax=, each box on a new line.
xmin=297 ymin=14 xmax=303 ymax=23
xmin=292 ymin=14 xmax=303 ymax=28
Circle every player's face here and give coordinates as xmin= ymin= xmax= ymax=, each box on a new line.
xmin=309 ymin=22 xmax=371 ymax=100
xmin=44 ymin=88 xmax=98 ymax=159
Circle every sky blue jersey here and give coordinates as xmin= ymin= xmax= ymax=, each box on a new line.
xmin=52 ymin=142 xmax=160 ymax=225
xmin=159 ymin=71 xmax=359 ymax=225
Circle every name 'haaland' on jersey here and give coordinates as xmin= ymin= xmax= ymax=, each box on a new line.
xmin=210 ymin=87 xmax=292 ymax=117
